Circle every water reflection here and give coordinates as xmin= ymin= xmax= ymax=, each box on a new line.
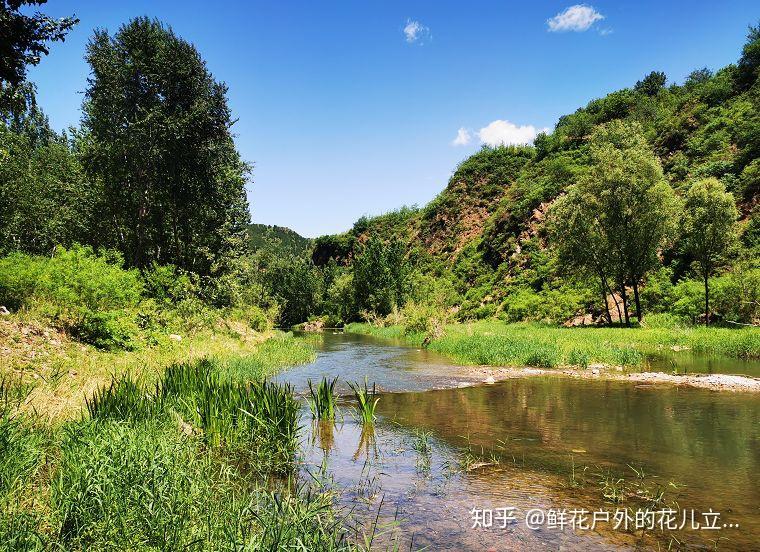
xmin=279 ymin=332 xmax=759 ymax=550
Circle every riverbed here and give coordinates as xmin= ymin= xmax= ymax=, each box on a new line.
xmin=274 ymin=332 xmax=760 ymax=551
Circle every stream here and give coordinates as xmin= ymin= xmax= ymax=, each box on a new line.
xmin=274 ymin=332 xmax=760 ymax=551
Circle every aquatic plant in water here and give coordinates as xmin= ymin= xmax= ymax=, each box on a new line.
xmin=308 ymin=377 xmax=338 ymax=420
xmin=348 ymin=378 xmax=380 ymax=425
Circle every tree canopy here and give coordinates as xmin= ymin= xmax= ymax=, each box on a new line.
xmin=82 ymin=17 xmax=250 ymax=275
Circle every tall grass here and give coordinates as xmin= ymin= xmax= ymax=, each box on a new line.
xmin=308 ymin=377 xmax=339 ymax=420
xmin=83 ymin=358 xmax=302 ymax=473
xmin=85 ymin=375 xmax=160 ymax=421
xmin=349 ymin=378 xmax=380 ymax=425
xmin=51 ymin=418 xmax=353 ymax=550
xmin=348 ymin=320 xmax=760 ymax=368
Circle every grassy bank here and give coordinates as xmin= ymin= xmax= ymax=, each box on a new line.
xmin=346 ymin=318 xmax=760 ymax=369
xmin=0 ymin=332 xmax=370 ymax=550
xmin=1 ymin=313 xmax=315 ymax=422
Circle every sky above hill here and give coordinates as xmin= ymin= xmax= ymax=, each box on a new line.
xmin=27 ymin=1 xmax=758 ymax=237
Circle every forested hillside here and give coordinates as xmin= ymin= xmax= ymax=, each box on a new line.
xmin=308 ymin=24 xmax=760 ymax=328
xmin=247 ymin=224 xmax=310 ymax=257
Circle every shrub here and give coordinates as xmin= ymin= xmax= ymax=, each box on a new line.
xmin=567 ymin=348 xmax=590 ymax=368
xmin=141 ymin=262 xmax=195 ymax=304
xmin=229 ymin=305 xmax=271 ymax=332
xmin=0 ymin=245 xmax=144 ymax=348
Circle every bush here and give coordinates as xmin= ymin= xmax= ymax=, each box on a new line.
xmin=72 ymin=310 xmax=140 ymax=350
xmin=0 ymin=245 xmax=144 ymax=348
xmin=229 ymin=305 xmax=271 ymax=332
xmin=141 ymin=263 xmax=195 ymax=304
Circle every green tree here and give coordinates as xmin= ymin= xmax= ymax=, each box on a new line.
xmin=549 ymin=122 xmax=679 ymax=325
xmin=736 ymin=21 xmax=760 ymax=90
xmin=681 ymin=178 xmax=739 ymax=324
xmin=548 ymin=188 xmax=617 ymax=324
xmin=0 ymin=121 xmax=98 ymax=254
xmin=0 ymin=1 xmax=78 ymax=112
xmin=352 ymin=237 xmax=409 ymax=317
xmin=263 ymin=254 xmax=322 ymax=327
xmin=634 ymin=71 xmax=667 ymax=96
xmin=82 ymin=17 xmax=250 ymax=275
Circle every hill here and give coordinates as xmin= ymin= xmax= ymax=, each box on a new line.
xmin=311 ymin=25 xmax=760 ymax=323
xmin=248 ymin=224 xmax=311 ymax=257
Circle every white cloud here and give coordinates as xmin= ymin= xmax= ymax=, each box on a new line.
xmin=478 ymin=120 xmax=549 ymax=147
xmin=403 ymin=19 xmax=431 ymax=44
xmin=451 ymin=127 xmax=472 ymax=146
xmin=547 ymin=4 xmax=604 ymax=32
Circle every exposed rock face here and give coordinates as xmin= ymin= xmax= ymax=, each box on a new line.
xmin=302 ymin=319 xmax=325 ymax=332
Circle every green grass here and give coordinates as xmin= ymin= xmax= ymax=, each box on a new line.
xmin=0 ymin=333 xmax=362 ymax=550
xmin=308 ymin=377 xmax=339 ymax=420
xmin=220 ymin=333 xmax=316 ymax=381
xmin=346 ymin=318 xmax=760 ymax=369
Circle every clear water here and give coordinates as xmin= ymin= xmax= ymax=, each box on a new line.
xmin=276 ymin=332 xmax=760 ymax=551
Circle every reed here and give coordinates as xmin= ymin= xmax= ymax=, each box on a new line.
xmin=85 ymin=375 xmax=161 ymax=421
xmin=348 ymin=378 xmax=380 ymax=425
xmin=308 ymin=377 xmax=339 ymax=420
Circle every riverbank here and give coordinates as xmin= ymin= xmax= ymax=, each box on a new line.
xmin=1 ymin=313 xmax=316 ymax=421
xmin=345 ymin=320 xmax=760 ymax=392
xmin=0 ymin=316 xmax=375 ymax=549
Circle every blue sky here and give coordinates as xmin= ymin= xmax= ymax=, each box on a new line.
xmin=27 ymin=1 xmax=757 ymax=237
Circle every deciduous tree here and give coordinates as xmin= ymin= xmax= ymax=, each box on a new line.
xmin=681 ymin=178 xmax=738 ymax=324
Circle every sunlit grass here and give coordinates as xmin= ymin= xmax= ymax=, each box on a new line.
xmin=349 ymin=378 xmax=379 ymax=425
xmin=347 ymin=318 xmax=760 ymax=369
xmin=308 ymin=376 xmax=339 ymax=420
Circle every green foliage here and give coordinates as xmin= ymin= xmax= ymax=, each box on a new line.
xmin=0 ymin=245 xmax=144 ymax=348
xmin=159 ymin=359 xmax=300 ymax=459
xmin=634 ymin=71 xmax=667 ymax=96
xmin=262 ymin=253 xmax=322 ymax=326
xmin=548 ymin=121 xmax=681 ymax=324
xmin=348 ymin=378 xmax=379 ymax=425
xmin=86 ymin=376 xmax=160 ymax=422
xmin=0 ymin=1 xmax=77 ymax=113
xmin=82 ymin=17 xmax=250 ymax=275
xmin=141 ymin=263 xmax=196 ymax=305
xmin=0 ymin=124 xmax=99 ymax=255
xmin=247 ymin=223 xmax=311 ymax=257
xmin=352 ymin=236 xmax=409 ymax=317
xmin=681 ymin=178 xmax=739 ymax=323
xmin=308 ymin=377 xmax=338 ymax=421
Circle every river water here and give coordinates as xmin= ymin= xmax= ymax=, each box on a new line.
xmin=274 ymin=332 xmax=760 ymax=551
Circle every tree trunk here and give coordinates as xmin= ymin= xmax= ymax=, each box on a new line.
xmin=607 ymin=281 xmax=623 ymax=325
xmin=620 ymin=286 xmax=631 ymax=327
xmin=599 ymin=273 xmax=612 ymax=325
xmin=704 ymin=274 xmax=710 ymax=326
xmin=632 ymin=281 xmax=643 ymax=324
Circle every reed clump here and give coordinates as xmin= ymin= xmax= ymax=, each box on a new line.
xmin=348 ymin=378 xmax=380 ymax=425
xmin=308 ymin=376 xmax=339 ymax=420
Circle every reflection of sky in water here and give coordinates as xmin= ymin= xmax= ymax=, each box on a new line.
xmin=273 ymin=331 xmax=481 ymax=394
xmin=281 ymin=333 xmax=759 ymax=551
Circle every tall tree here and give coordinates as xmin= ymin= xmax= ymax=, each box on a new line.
xmin=0 ymin=1 xmax=78 ymax=112
xmin=82 ymin=17 xmax=250 ymax=275
xmin=548 ymin=188 xmax=616 ymax=324
xmin=681 ymin=178 xmax=738 ymax=324
xmin=549 ymin=121 xmax=679 ymax=325
xmin=352 ymin=237 xmax=409 ymax=317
